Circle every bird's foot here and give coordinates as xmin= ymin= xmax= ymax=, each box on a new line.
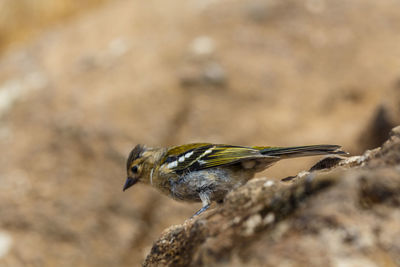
xmin=192 ymin=204 xmax=210 ymax=218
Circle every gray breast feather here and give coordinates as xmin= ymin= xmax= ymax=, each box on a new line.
xmin=169 ymin=169 xmax=239 ymax=202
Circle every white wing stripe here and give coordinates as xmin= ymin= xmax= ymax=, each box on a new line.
xmin=167 ymin=161 xmax=178 ymax=169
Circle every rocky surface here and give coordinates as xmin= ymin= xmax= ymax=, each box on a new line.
xmin=144 ymin=126 xmax=400 ymax=266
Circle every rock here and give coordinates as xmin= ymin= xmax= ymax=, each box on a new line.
xmin=358 ymin=105 xmax=395 ymax=152
xmin=0 ymin=232 xmax=12 ymax=259
xmin=0 ymin=72 xmax=48 ymax=116
xmin=202 ymin=62 xmax=226 ymax=87
xmin=190 ymin=36 xmax=215 ymax=57
xmin=245 ymin=0 xmax=284 ymax=23
xmin=180 ymin=36 xmax=226 ymax=88
xmin=179 ymin=62 xmax=226 ymax=88
xmin=143 ymin=126 xmax=400 ymax=266
xmin=308 ymin=156 xmax=345 ymax=171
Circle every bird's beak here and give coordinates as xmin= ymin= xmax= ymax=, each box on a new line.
xmin=123 ymin=177 xmax=139 ymax=191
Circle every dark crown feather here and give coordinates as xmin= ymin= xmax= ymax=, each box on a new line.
xmin=126 ymin=144 xmax=145 ymax=172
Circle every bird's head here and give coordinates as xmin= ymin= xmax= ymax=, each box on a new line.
xmin=123 ymin=144 xmax=152 ymax=191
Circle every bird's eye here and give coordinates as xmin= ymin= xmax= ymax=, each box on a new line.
xmin=131 ymin=166 xmax=138 ymax=173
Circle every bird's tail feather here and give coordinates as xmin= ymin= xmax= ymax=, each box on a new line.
xmin=260 ymin=145 xmax=347 ymax=159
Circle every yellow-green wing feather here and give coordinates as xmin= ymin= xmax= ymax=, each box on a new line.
xmin=199 ymin=145 xmax=264 ymax=169
xmin=165 ymin=143 xmax=212 ymax=157
xmin=162 ymin=144 xmax=269 ymax=174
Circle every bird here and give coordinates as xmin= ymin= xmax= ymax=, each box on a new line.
xmin=123 ymin=143 xmax=346 ymax=216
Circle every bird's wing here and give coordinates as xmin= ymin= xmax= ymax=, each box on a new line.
xmin=161 ymin=143 xmax=275 ymax=174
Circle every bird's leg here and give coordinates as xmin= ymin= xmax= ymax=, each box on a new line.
xmin=192 ymin=191 xmax=211 ymax=217
xmin=193 ymin=204 xmax=210 ymax=217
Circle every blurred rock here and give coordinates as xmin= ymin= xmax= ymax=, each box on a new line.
xmin=0 ymin=72 xmax=48 ymax=116
xmin=76 ymin=37 xmax=130 ymax=72
xmin=0 ymin=232 xmax=12 ymax=259
xmin=305 ymin=0 xmax=325 ymax=14
xmin=181 ymin=36 xmax=225 ymax=88
xmin=179 ymin=62 xmax=226 ymax=88
xmin=245 ymin=1 xmax=272 ymax=23
xmin=388 ymin=77 xmax=400 ymax=119
xmin=358 ymin=105 xmax=395 ymax=151
xmin=108 ymin=38 xmax=129 ymax=58
xmin=144 ymin=126 xmax=400 ymax=267
xmin=202 ymin=62 xmax=226 ymax=86
xmin=190 ymin=36 xmax=215 ymax=57
xmin=245 ymin=0 xmax=286 ymax=23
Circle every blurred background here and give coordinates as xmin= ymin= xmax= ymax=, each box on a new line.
xmin=0 ymin=0 xmax=399 ymax=266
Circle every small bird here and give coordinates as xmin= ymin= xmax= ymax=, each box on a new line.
xmin=123 ymin=143 xmax=346 ymax=216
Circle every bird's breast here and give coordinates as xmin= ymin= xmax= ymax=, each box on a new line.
xmin=167 ymin=168 xmax=251 ymax=202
